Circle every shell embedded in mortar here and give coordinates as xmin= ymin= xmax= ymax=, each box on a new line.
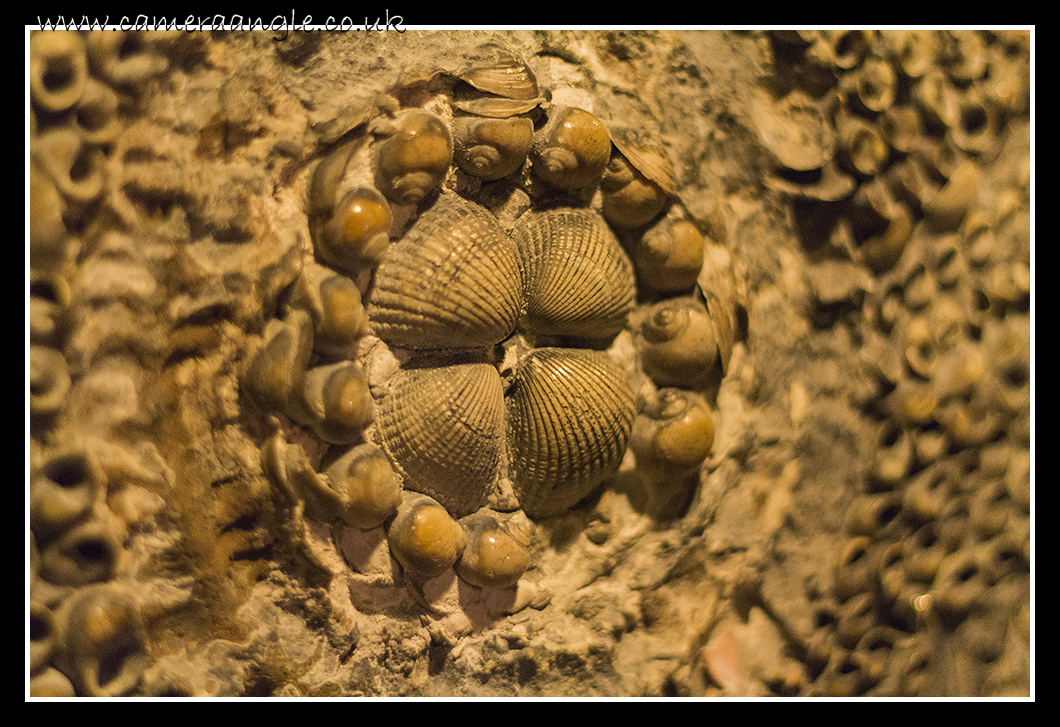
xmin=367 ymin=194 xmax=523 ymax=350
xmin=512 ymin=206 xmax=636 ymax=339
xmin=506 ymin=347 xmax=636 ymax=519
xmin=377 ymin=362 xmax=506 ymax=518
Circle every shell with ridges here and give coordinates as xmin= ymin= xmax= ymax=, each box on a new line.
xmin=608 ymin=127 xmax=678 ymax=197
xmin=513 ymin=207 xmax=636 ymax=339
xmin=456 ymin=43 xmax=539 ymax=100
xmin=506 ymin=348 xmax=636 ymax=519
xmin=378 ymin=363 xmax=505 ymax=518
xmin=368 ymin=194 xmax=522 ymax=350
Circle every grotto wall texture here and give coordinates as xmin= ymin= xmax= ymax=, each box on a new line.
xmin=28 ymin=28 xmax=1031 ymax=698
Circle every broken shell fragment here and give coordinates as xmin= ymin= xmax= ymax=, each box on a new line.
xmin=455 ymin=512 xmax=531 ymax=589
xmin=374 ymin=110 xmax=453 ymax=206
xmin=506 ymin=348 xmax=636 ymax=519
xmin=387 ymin=492 xmax=467 ymax=578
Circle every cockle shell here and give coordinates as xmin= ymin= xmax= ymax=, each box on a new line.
xmin=608 ymin=127 xmax=678 ymax=198
xmin=512 ymin=207 xmax=636 ymax=339
xmin=506 ymin=348 xmax=636 ymax=519
xmin=378 ymin=363 xmax=505 ymax=518
xmin=367 ymin=194 xmax=522 ymax=350
xmin=455 ymin=43 xmax=540 ymax=101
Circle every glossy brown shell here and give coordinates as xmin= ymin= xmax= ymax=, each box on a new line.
xmin=378 ymin=363 xmax=505 ymax=518
xmin=374 ymin=110 xmax=453 ymax=206
xmin=367 ymin=194 xmax=522 ymax=349
xmin=506 ymin=348 xmax=636 ymax=519
xmin=512 ymin=207 xmax=636 ymax=339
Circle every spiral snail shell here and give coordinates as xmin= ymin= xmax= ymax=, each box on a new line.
xmin=284 ymin=261 xmax=368 ymax=359
xmin=633 ymin=219 xmax=705 ymax=294
xmin=323 ymin=443 xmax=403 ymax=530
xmin=374 ymin=110 xmax=453 ymax=206
xmin=367 ymin=194 xmax=522 ymax=350
xmin=378 ymin=362 xmax=506 ymax=518
xmin=317 ymin=187 xmax=394 ymax=275
xmin=506 ymin=348 xmax=636 ymax=519
xmin=601 ymin=128 xmax=677 ymax=229
xmin=634 ymin=296 xmax=719 ymax=390
xmin=530 ymin=107 xmax=611 ymax=191
xmin=387 ymin=492 xmax=467 ymax=578
xmin=455 ymin=512 xmax=531 ymax=589
xmin=512 ymin=207 xmax=636 ymax=340
xmin=295 ymin=361 xmax=375 ymax=445
xmin=452 ymin=115 xmax=534 ymax=181
xmin=29 ymin=30 xmax=88 ymax=113
xmin=629 ymin=388 xmax=715 ymax=483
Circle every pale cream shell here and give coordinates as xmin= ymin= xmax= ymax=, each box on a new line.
xmin=506 ymin=348 xmax=636 ymax=519
xmin=512 ymin=207 xmax=636 ymax=339
xmin=378 ymin=363 xmax=505 ymax=518
xmin=368 ymin=194 xmax=522 ymax=349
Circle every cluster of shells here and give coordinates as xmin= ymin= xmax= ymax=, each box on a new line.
xmin=29 ymin=30 xmax=180 ymax=697
xmin=247 ymin=43 xmax=742 ymax=606
xmin=758 ymin=30 xmax=1030 ymax=696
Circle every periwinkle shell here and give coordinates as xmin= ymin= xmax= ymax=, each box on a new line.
xmin=378 ymin=363 xmax=505 ymax=518
xmin=374 ymin=110 xmax=453 ymax=206
xmin=367 ymin=194 xmax=522 ymax=350
xmin=506 ymin=348 xmax=636 ymax=519
xmin=513 ymin=207 xmax=636 ymax=339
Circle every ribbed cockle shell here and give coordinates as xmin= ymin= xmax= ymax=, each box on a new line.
xmin=506 ymin=348 xmax=636 ymax=519
xmin=456 ymin=43 xmax=539 ymax=100
xmin=378 ymin=363 xmax=505 ymax=518
xmin=512 ymin=207 xmax=636 ymax=339
xmin=368 ymin=194 xmax=522 ymax=349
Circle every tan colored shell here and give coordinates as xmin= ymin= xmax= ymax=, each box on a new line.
xmin=455 ymin=512 xmax=531 ymax=588
xmin=513 ymin=207 xmax=636 ymax=339
xmin=506 ymin=348 xmax=636 ymax=519
xmin=609 ymin=128 xmax=678 ymax=197
xmin=634 ymin=219 xmax=705 ymax=294
xmin=530 ymin=107 xmax=612 ymax=190
xmin=30 ymin=450 xmax=105 ymax=542
xmin=296 ymin=362 xmax=375 ymax=444
xmin=630 ymin=388 xmax=715 ymax=482
xmin=387 ymin=492 xmax=467 ymax=578
xmin=30 ymin=345 xmax=71 ymax=418
xmin=452 ymin=96 xmax=542 ymax=118
xmin=324 ymin=443 xmax=403 ymax=530
xmin=452 ymin=115 xmax=534 ymax=181
xmin=285 ymin=262 xmax=368 ymax=359
xmin=752 ymin=88 xmax=836 ymax=173
xmin=367 ymin=194 xmax=522 ymax=349
xmin=378 ymin=363 xmax=505 ymax=518
xmin=29 ymin=30 xmax=88 ymax=113
xmin=318 ymin=187 xmax=393 ymax=275
xmin=245 ymin=309 xmax=314 ymax=417
xmin=374 ymin=110 xmax=453 ymax=206
xmin=634 ymin=296 xmax=719 ymax=389
xmin=456 ymin=43 xmax=539 ymax=100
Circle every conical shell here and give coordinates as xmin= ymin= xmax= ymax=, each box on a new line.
xmin=456 ymin=43 xmax=539 ymax=100
xmin=378 ymin=363 xmax=505 ymax=517
xmin=513 ymin=207 xmax=636 ymax=339
xmin=368 ymin=194 xmax=522 ymax=349
xmin=506 ymin=348 xmax=636 ymax=519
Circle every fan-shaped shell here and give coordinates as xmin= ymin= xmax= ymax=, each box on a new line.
xmin=378 ymin=363 xmax=505 ymax=518
xmin=456 ymin=43 xmax=540 ymax=100
xmin=506 ymin=348 xmax=636 ymax=519
xmin=609 ymin=128 xmax=678 ymax=197
xmin=367 ymin=194 xmax=522 ymax=349
xmin=512 ymin=207 xmax=636 ymax=339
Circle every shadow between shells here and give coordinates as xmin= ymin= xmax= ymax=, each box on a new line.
xmin=28 ymin=30 xmax=1030 ymax=697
